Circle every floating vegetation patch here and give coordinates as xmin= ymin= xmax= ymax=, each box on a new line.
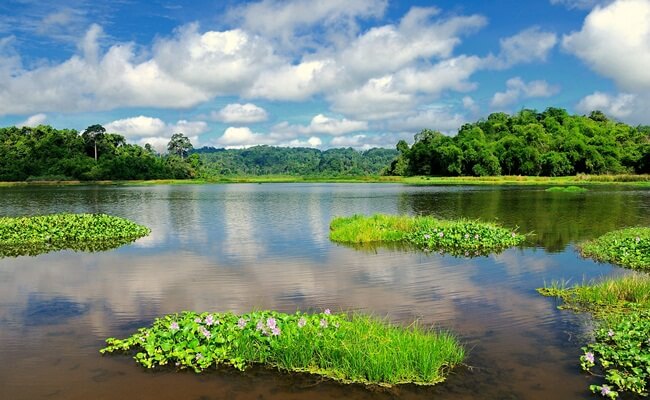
xmin=545 ymin=186 xmax=588 ymax=193
xmin=538 ymin=276 xmax=650 ymax=398
xmin=101 ymin=310 xmax=464 ymax=387
xmin=0 ymin=213 xmax=150 ymax=258
xmin=578 ymin=227 xmax=650 ymax=270
xmin=329 ymin=214 xmax=524 ymax=256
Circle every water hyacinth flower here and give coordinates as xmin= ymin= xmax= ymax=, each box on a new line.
xmin=511 ymin=232 xmax=516 ymax=237
xmin=635 ymin=236 xmax=641 ymax=242
xmin=585 ymin=352 xmax=595 ymax=363
xmin=199 ymin=326 xmax=211 ymax=339
xmin=194 ymin=317 xmax=202 ymax=323
xmin=256 ymin=320 xmax=265 ymax=331
xmin=424 ymin=234 xmax=431 ymax=240
xmin=324 ymin=308 xmax=331 ymax=315
xmin=320 ymin=318 xmax=328 ymax=328
xmin=195 ymin=353 xmax=203 ymax=361
xmin=270 ymin=326 xmax=281 ymax=336
xmin=465 ymin=234 xmax=470 ymax=239
xmin=474 ymin=234 xmax=479 ymax=240
xmin=237 ymin=318 xmax=247 ymax=329
xmin=601 ymin=385 xmax=611 ymax=396
xmin=266 ymin=317 xmax=277 ymax=330
xmin=438 ymin=231 xmax=444 ymax=238
xmin=204 ymin=314 xmax=215 ymax=326
xmin=607 ymin=329 xmax=614 ymax=337
xmin=297 ymin=317 xmax=306 ymax=328
xmin=170 ymin=321 xmax=179 ymax=331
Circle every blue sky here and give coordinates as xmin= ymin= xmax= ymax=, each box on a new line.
xmin=0 ymin=0 xmax=648 ymax=151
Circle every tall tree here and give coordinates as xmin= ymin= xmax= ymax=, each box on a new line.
xmin=167 ymin=133 xmax=193 ymax=159
xmin=82 ymin=124 xmax=106 ymax=162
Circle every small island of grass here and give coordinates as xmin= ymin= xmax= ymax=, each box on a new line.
xmin=101 ymin=310 xmax=464 ymax=387
xmin=330 ymin=214 xmax=524 ymax=256
xmin=578 ymin=227 xmax=650 ymax=270
xmin=545 ymin=186 xmax=588 ymax=193
xmin=538 ymin=275 xmax=650 ymax=398
xmin=0 ymin=213 xmax=150 ymax=257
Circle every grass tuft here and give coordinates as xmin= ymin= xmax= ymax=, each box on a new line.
xmin=101 ymin=310 xmax=464 ymax=387
xmin=545 ymin=186 xmax=588 ymax=193
xmin=0 ymin=213 xmax=150 ymax=257
xmin=578 ymin=227 xmax=650 ymax=270
xmin=330 ymin=214 xmax=524 ymax=256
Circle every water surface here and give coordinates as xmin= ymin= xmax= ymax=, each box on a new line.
xmin=1 ymin=183 xmax=649 ymax=399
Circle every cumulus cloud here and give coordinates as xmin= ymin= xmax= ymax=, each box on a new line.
xmin=212 ymin=126 xmax=322 ymax=149
xmin=329 ymin=76 xmax=416 ymax=120
xmin=490 ymin=77 xmax=560 ymax=108
xmin=575 ymin=92 xmax=636 ymax=119
xmin=562 ymin=0 xmax=650 ymax=91
xmin=17 ymin=113 xmax=47 ymax=127
xmin=212 ymin=103 xmax=268 ymax=123
xmin=385 ymin=107 xmax=466 ymax=134
xmin=246 ymin=59 xmax=338 ymax=101
xmin=105 ymin=116 xmax=208 ymax=152
xmin=272 ymin=114 xmax=367 ymax=137
xmin=330 ymin=132 xmax=412 ymax=149
xmin=488 ymin=27 xmax=557 ymax=68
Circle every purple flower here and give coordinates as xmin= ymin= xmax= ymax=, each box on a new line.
xmin=324 ymin=308 xmax=331 ymax=315
xmin=607 ymin=329 xmax=614 ymax=337
xmin=424 ymin=234 xmax=431 ymax=240
xmin=438 ymin=231 xmax=444 ymax=237
xmin=256 ymin=320 xmax=265 ymax=331
xmin=170 ymin=321 xmax=179 ymax=331
xmin=271 ymin=326 xmax=281 ymax=336
xmin=297 ymin=317 xmax=306 ymax=328
xmin=195 ymin=353 xmax=203 ymax=361
xmin=585 ymin=352 xmax=594 ymax=363
xmin=237 ymin=318 xmax=247 ymax=329
xmin=199 ymin=326 xmax=211 ymax=339
xmin=204 ymin=314 xmax=215 ymax=326
xmin=601 ymin=385 xmax=611 ymax=396
xmin=320 ymin=318 xmax=328 ymax=328
xmin=266 ymin=317 xmax=277 ymax=329
xmin=194 ymin=317 xmax=202 ymax=323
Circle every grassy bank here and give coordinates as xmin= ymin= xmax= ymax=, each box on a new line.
xmin=101 ymin=310 xmax=464 ymax=387
xmin=578 ymin=227 xmax=650 ymax=270
xmin=545 ymin=186 xmax=588 ymax=193
xmin=1 ymin=174 xmax=649 ymax=187
xmin=0 ymin=213 xmax=150 ymax=257
xmin=330 ymin=214 xmax=524 ymax=256
xmin=539 ymin=275 xmax=650 ymax=398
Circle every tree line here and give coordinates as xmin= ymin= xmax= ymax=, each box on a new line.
xmin=386 ymin=108 xmax=650 ymax=176
xmin=0 ymin=125 xmax=198 ymax=181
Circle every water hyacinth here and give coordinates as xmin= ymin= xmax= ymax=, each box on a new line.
xmin=329 ymin=214 xmax=525 ymax=257
xmin=102 ymin=310 xmax=465 ymax=387
xmin=0 ymin=213 xmax=150 ymax=258
xmin=578 ymin=227 xmax=650 ymax=270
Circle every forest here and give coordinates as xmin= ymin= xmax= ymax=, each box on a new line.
xmin=1 ymin=108 xmax=648 ymax=182
xmin=387 ymin=108 xmax=650 ymax=176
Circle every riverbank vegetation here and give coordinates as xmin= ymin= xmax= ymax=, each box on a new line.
xmin=539 ymin=275 xmax=650 ymax=398
xmin=545 ymin=186 xmax=588 ymax=193
xmin=386 ymin=108 xmax=650 ymax=177
xmin=0 ymin=213 xmax=150 ymax=257
xmin=101 ymin=310 xmax=464 ymax=386
xmin=330 ymin=214 xmax=524 ymax=256
xmin=578 ymin=227 xmax=650 ymax=270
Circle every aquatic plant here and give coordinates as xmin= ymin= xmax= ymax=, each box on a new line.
xmin=545 ymin=186 xmax=588 ymax=193
xmin=539 ymin=275 xmax=650 ymax=398
xmin=0 ymin=213 xmax=150 ymax=257
xmin=329 ymin=214 xmax=524 ymax=256
xmin=578 ymin=227 xmax=650 ymax=270
xmin=101 ymin=310 xmax=465 ymax=386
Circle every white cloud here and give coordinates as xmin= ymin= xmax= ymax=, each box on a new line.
xmin=17 ymin=113 xmax=47 ymax=127
xmin=490 ymin=77 xmax=560 ymax=108
xmin=330 ymin=132 xmax=412 ymax=149
xmin=396 ymin=55 xmax=482 ymax=95
xmin=212 ymin=103 xmax=268 ymax=123
xmin=575 ymin=91 xmax=636 ymax=119
xmin=488 ymin=27 xmax=557 ymax=68
xmin=230 ymin=0 xmax=387 ymax=45
xmin=329 ymin=76 xmax=416 ymax=120
xmin=385 ymin=107 xmax=466 ymax=134
xmin=462 ymin=96 xmax=479 ymax=114
xmin=105 ymin=116 xmax=208 ymax=152
xmin=562 ymin=0 xmax=650 ymax=91
xmin=215 ymin=127 xmax=275 ymax=148
xmin=246 ymin=59 xmax=338 ymax=101
xmin=307 ymin=114 xmax=367 ymax=135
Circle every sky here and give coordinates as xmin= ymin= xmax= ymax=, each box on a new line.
xmin=0 ymin=0 xmax=648 ymax=151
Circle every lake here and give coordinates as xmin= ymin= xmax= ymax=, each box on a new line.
xmin=1 ymin=183 xmax=649 ymax=399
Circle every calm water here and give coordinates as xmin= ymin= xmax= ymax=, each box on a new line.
xmin=1 ymin=183 xmax=649 ymax=400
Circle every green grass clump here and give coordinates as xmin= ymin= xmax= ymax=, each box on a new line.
xmin=578 ymin=227 xmax=650 ymax=270
xmin=539 ymin=275 xmax=650 ymax=398
xmin=330 ymin=214 xmax=524 ymax=256
xmin=0 ymin=213 xmax=150 ymax=257
xmin=545 ymin=186 xmax=588 ymax=193
xmin=101 ymin=310 xmax=464 ymax=387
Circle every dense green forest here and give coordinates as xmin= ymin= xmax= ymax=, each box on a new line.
xmin=194 ymin=146 xmax=397 ymax=176
xmin=387 ymin=108 xmax=650 ymax=176
xmin=0 ymin=125 xmax=198 ymax=181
